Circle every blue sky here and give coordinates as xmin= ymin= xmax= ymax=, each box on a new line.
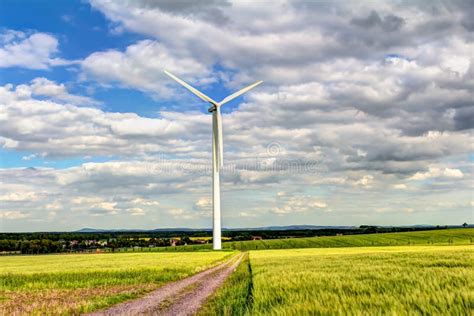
xmin=0 ymin=1 xmax=472 ymax=231
xmin=0 ymin=0 xmax=242 ymax=170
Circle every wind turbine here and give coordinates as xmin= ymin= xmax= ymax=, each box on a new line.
xmin=164 ymin=70 xmax=262 ymax=250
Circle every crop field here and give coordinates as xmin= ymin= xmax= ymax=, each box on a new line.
xmin=189 ymin=236 xmax=232 ymax=241
xmin=64 ymin=229 xmax=472 ymax=253
xmin=226 ymin=228 xmax=474 ymax=250
xmin=159 ymin=228 xmax=474 ymax=251
xmin=1 ymin=229 xmax=472 ymax=315
xmin=202 ymin=245 xmax=473 ymax=315
xmin=0 ymin=251 xmax=233 ymax=314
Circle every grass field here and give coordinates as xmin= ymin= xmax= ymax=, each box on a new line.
xmin=1 ymin=229 xmax=473 ymax=315
xmin=0 ymin=251 xmax=234 ymax=314
xmin=162 ymin=228 xmax=474 ymax=251
xmin=203 ymin=245 xmax=473 ymax=315
xmin=199 ymin=252 xmax=252 ymax=315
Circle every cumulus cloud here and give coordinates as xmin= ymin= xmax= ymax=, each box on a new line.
xmin=0 ymin=83 xmax=207 ymax=157
xmin=0 ymin=191 xmax=38 ymax=202
xmin=409 ymin=167 xmax=464 ymax=181
xmin=127 ymin=207 xmax=146 ymax=216
xmin=83 ymin=1 xmax=473 ymax=140
xmin=272 ymin=192 xmax=327 ymax=215
xmin=14 ymin=77 xmax=99 ymax=106
xmin=0 ymin=30 xmax=75 ymax=69
xmin=131 ymin=198 xmax=160 ymax=206
xmin=0 ymin=211 xmax=30 ymax=219
xmin=87 ymin=1 xmax=473 ymax=81
xmin=354 ymin=175 xmax=374 ymax=188
xmin=82 ymin=40 xmax=212 ymax=98
xmin=0 ymin=156 xmax=472 ymax=231
xmin=1 ymin=1 xmax=473 ymax=230
xmin=393 ymin=184 xmax=408 ymax=190
xmin=194 ymin=197 xmax=212 ymax=213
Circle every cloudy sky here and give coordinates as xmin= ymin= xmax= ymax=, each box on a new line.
xmin=0 ymin=0 xmax=472 ymax=232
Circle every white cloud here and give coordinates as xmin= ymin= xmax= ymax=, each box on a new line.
xmin=443 ymin=168 xmax=464 ymax=179
xmin=0 ymin=211 xmax=30 ymax=219
xmin=194 ymin=197 xmax=212 ymax=213
xmin=239 ymin=211 xmax=258 ymax=218
xmin=354 ymin=175 xmax=374 ymax=188
xmin=72 ymin=196 xmax=104 ymax=204
xmin=82 ymin=40 xmax=212 ymax=98
xmin=127 ymin=207 xmax=146 ymax=216
xmin=168 ymin=208 xmax=185 ymax=216
xmin=46 ymin=201 xmax=62 ymax=211
xmin=393 ymin=184 xmax=407 ymax=190
xmin=167 ymin=207 xmax=198 ymax=220
xmin=15 ymin=77 xmax=99 ymax=106
xmin=0 ymin=157 xmax=472 ymax=231
xmin=89 ymin=202 xmax=118 ymax=216
xmin=409 ymin=167 xmax=464 ymax=181
xmin=272 ymin=193 xmax=327 ymax=215
xmin=0 ymin=83 xmax=205 ymax=157
xmin=1 ymin=1 xmax=473 ymax=230
xmin=22 ymin=154 xmax=37 ymax=161
xmin=131 ymin=198 xmax=160 ymax=206
xmin=0 ymin=192 xmax=38 ymax=202
xmin=0 ymin=30 xmax=75 ymax=69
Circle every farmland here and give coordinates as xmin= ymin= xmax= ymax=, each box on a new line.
xmin=0 ymin=251 xmax=233 ymax=314
xmin=164 ymin=227 xmax=474 ymax=251
xmin=203 ymin=245 xmax=473 ymax=315
xmin=223 ymin=227 xmax=473 ymax=250
xmin=0 ymin=229 xmax=472 ymax=315
xmin=2 ymin=227 xmax=471 ymax=255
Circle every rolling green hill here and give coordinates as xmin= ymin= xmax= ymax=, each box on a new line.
xmin=200 ymin=245 xmax=473 ymax=315
xmin=164 ymin=228 xmax=474 ymax=251
xmin=0 ymin=251 xmax=233 ymax=314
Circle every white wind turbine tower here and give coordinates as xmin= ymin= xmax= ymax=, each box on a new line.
xmin=164 ymin=70 xmax=262 ymax=250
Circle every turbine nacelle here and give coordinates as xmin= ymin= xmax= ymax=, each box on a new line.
xmin=208 ymin=104 xmax=217 ymax=113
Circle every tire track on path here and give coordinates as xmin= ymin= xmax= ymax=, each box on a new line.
xmin=86 ymin=253 xmax=244 ymax=316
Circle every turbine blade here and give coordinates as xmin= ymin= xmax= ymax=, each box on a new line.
xmin=219 ymin=80 xmax=263 ymax=106
xmin=216 ymin=107 xmax=224 ymax=168
xmin=164 ymin=70 xmax=217 ymax=105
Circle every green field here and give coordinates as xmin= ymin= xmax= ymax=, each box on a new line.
xmin=162 ymin=228 xmax=474 ymax=251
xmin=202 ymin=245 xmax=473 ymax=315
xmin=199 ymin=252 xmax=252 ymax=315
xmin=1 ymin=229 xmax=473 ymax=315
xmin=0 ymin=251 xmax=233 ymax=314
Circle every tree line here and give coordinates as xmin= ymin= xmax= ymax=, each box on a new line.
xmin=0 ymin=225 xmax=463 ymax=255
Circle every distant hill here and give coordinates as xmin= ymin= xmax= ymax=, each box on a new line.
xmin=71 ymin=224 xmax=472 ymax=234
xmin=74 ymin=225 xmax=360 ymax=233
xmin=75 ymin=228 xmax=147 ymax=233
xmin=229 ymin=225 xmax=357 ymax=231
xmin=75 ymin=228 xmax=206 ymax=233
xmin=26 ymin=224 xmax=470 ymax=234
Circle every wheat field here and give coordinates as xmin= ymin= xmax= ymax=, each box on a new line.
xmin=202 ymin=245 xmax=473 ymax=315
xmin=0 ymin=251 xmax=233 ymax=314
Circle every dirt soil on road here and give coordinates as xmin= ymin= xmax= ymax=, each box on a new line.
xmin=85 ymin=253 xmax=244 ymax=316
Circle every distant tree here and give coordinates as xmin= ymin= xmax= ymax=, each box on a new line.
xmin=181 ymin=235 xmax=191 ymax=245
xmin=360 ymin=226 xmax=377 ymax=234
xmin=463 ymin=222 xmax=468 ymax=228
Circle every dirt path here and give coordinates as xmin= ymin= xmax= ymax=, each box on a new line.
xmin=86 ymin=253 xmax=244 ymax=316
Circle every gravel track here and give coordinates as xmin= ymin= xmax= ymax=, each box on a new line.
xmin=85 ymin=253 xmax=243 ymax=316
